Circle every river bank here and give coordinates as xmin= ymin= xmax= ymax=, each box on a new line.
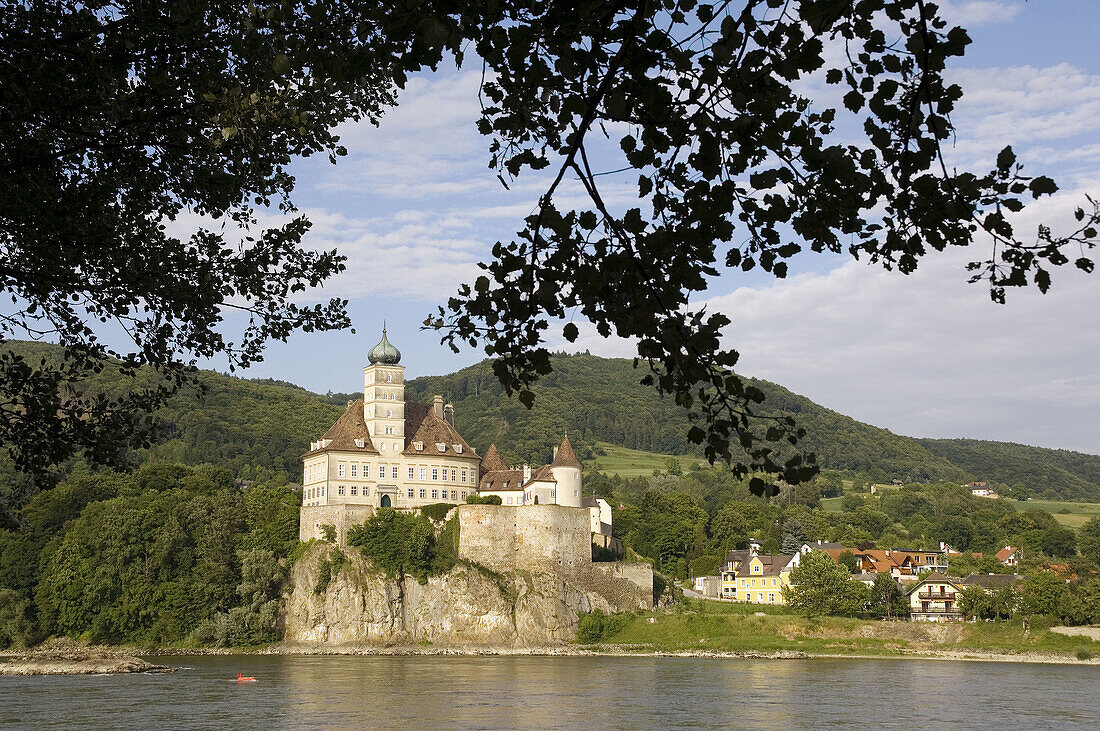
xmin=7 ymin=607 xmax=1100 ymax=668
xmin=5 ymin=641 xmax=1097 ymax=667
xmin=0 ymin=650 xmax=172 ymax=675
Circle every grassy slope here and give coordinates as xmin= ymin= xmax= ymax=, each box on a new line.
xmin=1004 ymin=499 xmax=1100 ymax=529
xmin=590 ymin=443 xmax=704 ymax=478
xmin=821 ymin=494 xmax=1100 ymax=529
xmin=592 ymin=600 xmax=1100 ymax=658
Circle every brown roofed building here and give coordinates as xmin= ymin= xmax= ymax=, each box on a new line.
xmin=478 ymin=436 xmax=584 ymax=507
xmin=300 ymin=330 xmax=598 ymax=542
xmin=300 ymin=329 xmax=481 ymax=520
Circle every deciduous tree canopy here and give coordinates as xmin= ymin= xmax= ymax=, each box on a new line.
xmin=2 ymin=1 xmax=1095 ymax=494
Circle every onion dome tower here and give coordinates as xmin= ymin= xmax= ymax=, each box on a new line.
xmin=368 ymin=326 xmax=401 ymax=365
xmin=363 ymin=326 xmax=405 ymax=443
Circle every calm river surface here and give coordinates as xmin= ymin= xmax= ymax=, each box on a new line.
xmin=2 ymin=655 xmax=1098 ymax=729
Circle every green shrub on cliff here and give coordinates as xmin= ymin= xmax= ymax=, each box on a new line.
xmin=420 ymin=502 xmax=456 ymax=523
xmin=349 ymin=508 xmax=440 ymax=584
xmin=465 ymin=494 xmax=502 ymax=505
xmin=577 ymin=610 xmax=632 ymax=643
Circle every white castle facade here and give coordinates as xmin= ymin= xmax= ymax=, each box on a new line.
xmin=299 ymin=330 xmax=609 ymax=543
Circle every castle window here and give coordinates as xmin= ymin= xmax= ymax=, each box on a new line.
xmin=355 ymin=438 xmax=365 ymax=448
xmin=436 ymin=443 xmax=446 ymax=452
xmin=414 ymin=441 xmax=424 ymax=451
xmin=408 ymin=467 xmax=414 ymax=480
xmin=461 ymin=469 xmax=467 ymax=483
xmin=450 ymin=469 xmax=457 ymax=481
xmin=392 ymin=466 xmax=398 ymax=480
xmin=450 ymin=491 xmax=457 ymax=500
xmin=385 ymin=426 xmax=393 ymax=435
xmin=408 ymin=489 xmax=414 ymax=498
xmin=364 ymin=487 xmax=370 ymax=496
xmin=420 ymin=467 xmax=426 ymax=480
xmin=432 ymin=468 xmax=439 ymax=481
xmin=378 ymin=465 xmax=384 ymax=479
xmin=350 ymin=485 xmax=357 ymax=496
xmin=338 ymin=464 xmax=345 ymax=478
xmin=338 ymin=486 xmax=345 ymax=496
xmin=503 ymin=482 xmax=508 ymax=489
xmin=420 ymin=489 xmax=426 ymax=499
xmin=454 ymin=445 xmax=463 ymax=454
xmin=431 ymin=490 xmax=438 ymax=499
xmin=350 ymin=464 xmax=357 ymax=478
xmin=461 ymin=491 xmax=467 ymax=499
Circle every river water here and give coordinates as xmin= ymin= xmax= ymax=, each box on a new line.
xmin=1 ymin=655 xmax=1098 ymax=729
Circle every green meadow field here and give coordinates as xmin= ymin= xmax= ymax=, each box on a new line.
xmin=589 ymin=442 xmax=703 ymax=478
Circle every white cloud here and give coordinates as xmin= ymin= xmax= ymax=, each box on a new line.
xmin=698 ymin=188 xmax=1100 ymax=454
xmin=938 ymin=1 xmax=1023 ymax=26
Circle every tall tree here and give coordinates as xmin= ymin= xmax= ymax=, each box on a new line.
xmin=0 ymin=1 xmax=395 ymax=479
xmin=786 ymin=549 xmax=867 ymax=616
xmin=780 ymin=517 xmax=808 ymax=554
xmin=425 ymin=1 xmax=1097 ymax=494
xmin=2 ymin=2 xmax=1095 ymax=496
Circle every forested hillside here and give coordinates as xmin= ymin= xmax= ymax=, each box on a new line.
xmin=3 ymin=343 xmax=1099 ymax=505
xmin=917 ymin=439 xmax=1100 ymax=502
xmin=405 ymin=354 xmax=970 ymax=483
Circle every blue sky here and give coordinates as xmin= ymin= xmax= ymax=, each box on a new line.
xmin=217 ymin=1 xmax=1100 ymax=454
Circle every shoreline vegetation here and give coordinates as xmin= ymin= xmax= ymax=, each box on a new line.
xmin=6 ymin=610 xmax=1100 ymax=672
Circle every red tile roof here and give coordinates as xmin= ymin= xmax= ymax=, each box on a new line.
xmin=481 ymin=443 xmax=507 ymax=473
xmin=551 ymin=435 xmax=582 ymax=469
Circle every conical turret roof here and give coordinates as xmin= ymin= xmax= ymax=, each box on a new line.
xmin=481 ymin=443 xmax=507 ymax=472
xmin=551 ymin=435 xmax=582 ymax=469
xmin=368 ymin=326 xmax=401 ymax=365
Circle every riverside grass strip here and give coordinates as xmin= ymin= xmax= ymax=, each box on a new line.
xmin=581 ymin=600 xmax=1100 ymax=660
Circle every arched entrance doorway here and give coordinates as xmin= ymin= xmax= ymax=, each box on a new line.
xmin=380 ymin=494 xmax=391 ymax=508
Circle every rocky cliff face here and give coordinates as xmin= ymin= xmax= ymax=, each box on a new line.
xmin=282 ymin=544 xmax=651 ymax=649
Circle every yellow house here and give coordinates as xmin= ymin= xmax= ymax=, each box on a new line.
xmin=733 ymin=552 xmax=797 ymax=605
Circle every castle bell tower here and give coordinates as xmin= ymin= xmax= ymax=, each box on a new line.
xmin=363 ymin=327 xmax=405 ymax=446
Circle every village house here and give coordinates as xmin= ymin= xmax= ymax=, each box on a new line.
xmin=727 ymin=542 xmax=799 ymax=605
xmin=800 ymin=541 xmax=949 ymax=580
xmin=720 ymin=547 xmax=752 ymax=598
xmin=907 ymin=573 xmax=964 ymax=621
xmin=693 ymin=575 xmax=722 ymax=598
xmin=960 ymin=574 xmax=1024 ymax=592
xmin=995 ymin=546 xmax=1020 ymax=567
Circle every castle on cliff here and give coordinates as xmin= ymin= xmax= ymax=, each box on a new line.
xmin=299 ymin=329 xmax=612 ymax=545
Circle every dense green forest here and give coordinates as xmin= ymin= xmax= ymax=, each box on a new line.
xmin=917 ymin=439 xmax=1100 ymax=501
xmin=0 ymin=463 xmax=298 ymax=648
xmin=405 ymin=354 xmax=1100 ymax=499
xmin=405 ymin=354 xmax=973 ymax=479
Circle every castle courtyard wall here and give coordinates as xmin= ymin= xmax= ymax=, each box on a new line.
xmin=300 ymin=504 xmax=375 ymax=544
xmin=457 ymin=504 xmax=592 ymax=572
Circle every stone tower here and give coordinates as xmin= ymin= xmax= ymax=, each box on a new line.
xmin=550 ymin=435 xmax=583 ymax=508
xmin=363 ymin=327 xmax=405 ymax=449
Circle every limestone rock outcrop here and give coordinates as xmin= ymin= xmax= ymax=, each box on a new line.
xmin=282 ymin=544 xmax=652 ymax=649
